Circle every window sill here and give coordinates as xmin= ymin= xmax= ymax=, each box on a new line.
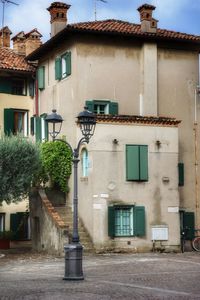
xmin=80 ymin=177 xmax=88 ymax=182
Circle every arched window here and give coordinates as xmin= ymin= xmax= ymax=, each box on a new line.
xmin=81 ymin=148 xmax=89 ymax=177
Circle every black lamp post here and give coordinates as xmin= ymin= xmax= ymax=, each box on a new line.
xmin=45 ymin=107 xmax=96 ymax=280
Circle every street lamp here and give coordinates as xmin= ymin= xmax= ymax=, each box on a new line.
xmin=45 ymin=107 xmax=96 ymax=280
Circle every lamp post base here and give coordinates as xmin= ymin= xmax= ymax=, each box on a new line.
xmin=63 ymin=243 xmax=84 ymax=280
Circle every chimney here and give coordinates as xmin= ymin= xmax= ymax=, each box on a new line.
xmin=0 ymin=26 xmax=12 ymax=47
xmin=24 ymin=29 xmax=42 ymax=56
xmin=47 ymin=2 xmax=71 ymax=37
xmin=137 ymin=4 xmax=158 ymax=33
xmin=12 ymin=31 xmax=26 ymax=55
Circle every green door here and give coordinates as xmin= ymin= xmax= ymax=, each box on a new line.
xmin=182 ymin=212 xmax=195 ymax=240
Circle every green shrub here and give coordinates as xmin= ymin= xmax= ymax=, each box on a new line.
xmin=0 ymin=135 xmax=41 ymax=205
xmin=40 ymin=141 xmax=72 ymax=193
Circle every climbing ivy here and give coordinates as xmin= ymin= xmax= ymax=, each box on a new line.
xmin=40 ymin=141 xmax=72 ymax=193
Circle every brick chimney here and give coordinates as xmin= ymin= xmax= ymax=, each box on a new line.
xmin=24 ymin=29 xmax=42 ymax=56
xmin=0 ymin=26 xmax=12 ymax=47
xmin=12 ymin=31 xmax=26 ymax=55
xmin=47 ymin=2 xmax=71 ymax=37
xmin=137 ymin=4 xmax=158 ymax=33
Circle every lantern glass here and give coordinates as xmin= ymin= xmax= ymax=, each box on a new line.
xmin=77 ymin=107 xmax=96 ymax=142
xmin=45 ymin=109 xmax=63 ymax=140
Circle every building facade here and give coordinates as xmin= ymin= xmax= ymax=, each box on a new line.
xmin=27 ymin=2 xmax=200 ymax=251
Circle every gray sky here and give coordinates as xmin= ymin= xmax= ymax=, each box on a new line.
xmin=2 ymin=0 xmax=200 ymax=42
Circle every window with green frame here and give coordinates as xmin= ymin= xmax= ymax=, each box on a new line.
xmin=0 ymin=76 xmax=27 ymax=95
xmin=126 ymin=145 xmax=148 ymax=181
xmin=55 ymin=51 xmax=71 ymax=80
xmin=30 ymin=114 xmax=48 ymax=142
xmin=108 ymin=205 xmax=145 ymax=237
xmin=4 ymin=108 xmax=29 ymax=136
xmin=85 ymin=100 xmax=118 ymax=115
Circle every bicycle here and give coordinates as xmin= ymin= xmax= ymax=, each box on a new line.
xmin=191 ymin=229 xmax=200 ymax=251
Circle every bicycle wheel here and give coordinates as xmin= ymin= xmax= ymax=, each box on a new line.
xmin=192 ymin=237 xmax=200 ymax=251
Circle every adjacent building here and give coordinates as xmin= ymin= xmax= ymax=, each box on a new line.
xmin=27 ymin=2 xmax=200 ymax=252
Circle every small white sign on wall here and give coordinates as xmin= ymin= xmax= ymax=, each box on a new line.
xmin=168 ymin=206 xmax=179 ymax=213
xmin=151 ymin=226 xmax=169 ymax=241
xmin=93 ymin=203 xmax=102 ymax=210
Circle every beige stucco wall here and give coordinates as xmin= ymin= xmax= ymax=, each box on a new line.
xmin=78 ymin=123 xmax=180 ymax=251
xmin=158 ymin=48 xmax=200 ymax=226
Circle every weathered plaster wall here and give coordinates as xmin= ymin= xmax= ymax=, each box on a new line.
xmin=30 ymin=189 xmax=68 ymax=255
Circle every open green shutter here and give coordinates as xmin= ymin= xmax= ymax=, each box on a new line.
xmin=126 ymin=145 xmax=140 ymax=181
xmin=109 ymin=102 xmax=118 ymax=115
xmin=66 ymin=51 xmax=71 ymax=76
xmin=4 ymin=108 xmax=14 ymax=135
xmin=85 ymin=101 xmax=94 ymax=112
xmin=183 ymin=212 xmax=195 ymax=240
xmin=30 ymin=116 xmax=35 ymax=135
xmin=35 ymin=116 xmax=42 ymax=142
xmin=134 ymin=206 xmax=145 ymax=237
xmin=37 ymin=66 xmax=45 ymax=90
xmin=178 ymin=163 xmax=184 ymax=186
xmin=108 ymin=206 xmax=115 ymax=237
xmin=29 ymin=80 xmax=35 ymax=97
xmin=139 ymin=146 xmax=148 ymax=181
xmin=55 ymin=57 xmax=62 ymax=80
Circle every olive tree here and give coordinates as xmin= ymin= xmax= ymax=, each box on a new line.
xmin=0 ymin=135 xmax=41 ymax=205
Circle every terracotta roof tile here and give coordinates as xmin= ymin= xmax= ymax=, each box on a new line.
xmin=0 ymin=47 xmax=35 ymax=72
xmin=68 ymin=20 xmax=200 ymax=42
xmin=96 ymin=114 xmax=181 ymax=126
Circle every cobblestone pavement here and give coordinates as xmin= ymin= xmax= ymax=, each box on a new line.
xmin=0 ymin=251 xmax=200 ymax=299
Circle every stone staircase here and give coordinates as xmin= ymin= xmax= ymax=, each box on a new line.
xmin=54 ymin=206 xmax=95 ymax=253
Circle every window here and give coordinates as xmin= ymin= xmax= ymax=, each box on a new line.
xmin=12 ymin=78 xmax=27 ymax=95
xmin=81 ymin=149 xmax=89 ymax=177
xmin=0 ymin=77 xmax=27 ymax=95
xmin=108 ymin=206 xmax=145 ymax=237
xmin=126 ymin=145 xmax=148 ymax=181
xmin=30 ymin=114 xmax=48 ymax=142
xmin=4 ymin=108 xmax=28 ymax=136
xmin=37 ymin=66 xmax=45 ymax=90
xmin=55 ymin=51 xmax=71 ymax=80
xmin=0 ymin=213 xmax=5 ymax=232
xmin=85 ymin=100 xmax=118 ymax=115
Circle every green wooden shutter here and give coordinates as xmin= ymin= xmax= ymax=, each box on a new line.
xmin=35 ymin=116 xmax=42 ymax=142
xmin=178 ymin=163 xmax=184 ymax=186
xmin=29 ymin=80 xmax=35 ymax=97
xmin=139 ymin=146 xmax=148 ymax=181
xmin=134 ymin=206 xmax=145 ymax=237
xmin=126 ymin=145 xmax=140 ymax=181
xmin=183 ymin=212 xmax=195 ymax=240
xmin=0 ymin=78 xmax=12 ymax=93
xmin=85 ymin=100 xmax=94 ymax=112
xmin=109 ymin=102 xmax=118 ymax=115
xmin=30 ymin=116 xmax=35 ymax=135
xmin=108 ymin=206 xmax=115 ymax=237
xmin=66 ymin=51 xmax=71 ymax=76
xmin=4 ymin=108 xmax=14 ymax=135
xmin=55 ymin=57 xmax=62 ymax=80
xmin=37 ymin=66 xmax=45 ymax=90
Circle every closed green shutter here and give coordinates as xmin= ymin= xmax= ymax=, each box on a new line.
xmin=66 ymin=51 xmax=71 ymax=76
xmin=134 ymin=206 xmax=145 ymax=237
xmin=40 ymin=113 xmax=49 ymax=141
xmin=178 ymin=163 xmax=184 ymax=186
xmin=109 ymin=102 xmax=118 ymax=115
xmin=108 ymin=206 xmax=115 ymax=237
xmin=126 ymin=145 xmax=140 ymax=181
xmin=37 ymin=66 xmax=45 ymax=90
xmin=35 ymin=116 xmax=42 ymax=142
xmin=85 ymin=101 xmax=94 ymax=112
xmin=4 ymin=108 xmax=14 ymax=135
xmin=139 ymin=146 xmax=148 ymax=181
xmin=30 ymin=116 xmax=35 ymax=135
xmin=183 ymin=212 xmax=195 ymax=240
xmin=55 ymin=57 xmax=62 ymax=80
xmin=29 ymin=80 xmax=35 ymax=97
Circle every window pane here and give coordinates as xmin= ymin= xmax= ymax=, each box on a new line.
xmin=81 ymin=149 xmax=88 ymax=177
xmin=62 ymin=56 xmax=67 ymax=77
xmin=115 ymin=208 xmax=133 ymax=236
xmin=0 ymin=214 xmax=5 ymax=232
